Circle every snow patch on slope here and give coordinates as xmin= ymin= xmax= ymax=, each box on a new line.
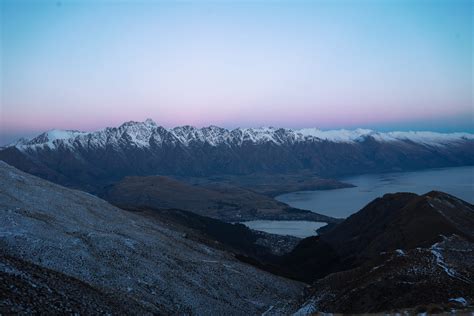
xmin=430 ymin=237 xmax=471 ymax=284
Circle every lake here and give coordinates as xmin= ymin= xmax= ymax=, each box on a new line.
xmin=277 ymin=166 xmax=474 ymax=219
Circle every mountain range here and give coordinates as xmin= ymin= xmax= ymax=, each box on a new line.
xmin=1 ymin=119 xmax=473 ymax=191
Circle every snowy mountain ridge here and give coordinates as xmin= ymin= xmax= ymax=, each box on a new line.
xmin=10 ymin=119 xmax=474 ymax=151
xmin=2 ymin=119 xmax=473 ymax=193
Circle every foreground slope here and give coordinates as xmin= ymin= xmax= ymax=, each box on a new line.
xmin=0 ymin=161 xmax=304 ymax=314
xmin=0 ymin=251 xmax=148 ymax=314
xmin=1 ymin=119 xmax=472 ymax=191
xmin=301 ymin=235 xmax=474 ymax=314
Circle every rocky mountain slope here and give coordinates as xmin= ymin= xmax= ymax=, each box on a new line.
xmin=286 ymin=191 xmax=474 ymax=314
xmin=300 ymin=235 xmax=473 ymax=314
xmin=0 ymin=251 xmax=148 ymax=315
xmin=1 ymin=119 xmax=472 ymax=191
xmin=0 ymin=161 xmax=305 ymax=314
xmin=285 ymin=191 xmax=474 ymax=281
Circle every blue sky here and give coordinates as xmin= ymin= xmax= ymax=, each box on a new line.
xmin=1 ymin=0 xmax=472 ymax=144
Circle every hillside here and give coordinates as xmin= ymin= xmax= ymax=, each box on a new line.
xmin=284 ymin=191 xmax=474 ymax=281
xmin=0 ymin=251 xmax=148 ymax=315
xmin=0 ymin=161 xmax=304 ymax=314
xmin=286 ymin=191 xmax=474 ymax=313
xmin=299 ymin=235 xmax=473 ymax=314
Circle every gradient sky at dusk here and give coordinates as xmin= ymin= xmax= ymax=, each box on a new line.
xmin=1 ymin=0 xmax=473 ymax=144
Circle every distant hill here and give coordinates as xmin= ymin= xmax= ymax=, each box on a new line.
xmin=102 ymin=174 xmax=337 ymax=222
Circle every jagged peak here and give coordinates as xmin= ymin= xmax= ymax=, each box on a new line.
xmin=119 ymin=119 xmax=157 ymax=129
xmin=144 ymin=118 xmax=156 ymax=125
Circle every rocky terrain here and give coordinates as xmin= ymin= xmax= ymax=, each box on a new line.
xmin=0 ymin=161 xmax=305 ymax=314
xmin=1 ymin=119 xmax=472 ymax=192
xmin=286 ymin=191 xmax=474 ymax=314
xmin=103 ymin=175 xmax=338 ymax=223
xmin=283 ymin=191 xmax=474 ymax=281
xmin=300 ymin=235 xmax=473 ymax=314
xmin=0 ymin=251 xmax=148 ymax=315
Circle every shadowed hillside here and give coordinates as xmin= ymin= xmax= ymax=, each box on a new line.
xmin=287 ymin=191 xmax=474 ymax=314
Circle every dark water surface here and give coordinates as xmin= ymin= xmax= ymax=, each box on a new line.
xmin=277 ymin=166 xmax=474 ymax=219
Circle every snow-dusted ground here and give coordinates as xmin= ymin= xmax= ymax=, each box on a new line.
xmin=0 ymin=161 xmax=304 ymax=314
xmin=301 ymin=235 xmax=473 ymax=314
xmin=10 ymin=119 xmax=474 ymax=150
